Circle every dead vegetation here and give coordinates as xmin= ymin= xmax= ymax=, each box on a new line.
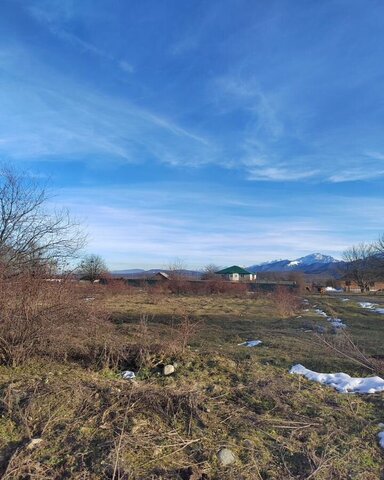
xmin=270 ymin=286 xmax=301 ymax=318
xmin=0 ymin=280 xmax=383 ymax=478
xmin=0 ymin=272 xmax=117 ymax=368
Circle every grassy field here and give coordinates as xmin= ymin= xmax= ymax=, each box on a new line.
xmin=1 ymin=288 xmax=384 ymax=479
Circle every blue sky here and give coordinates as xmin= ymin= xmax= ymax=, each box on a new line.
xmin=1 ymin=0 xmax=384 ymax=269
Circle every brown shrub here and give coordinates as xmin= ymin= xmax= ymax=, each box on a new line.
xmin=270 ymin=286 xmax=301 ymax=318
xmin=0 ymin=273 xmax=121 ymax=368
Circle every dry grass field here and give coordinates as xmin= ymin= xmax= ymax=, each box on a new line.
xmin=0 ymin=285 xmax=384 ymax=479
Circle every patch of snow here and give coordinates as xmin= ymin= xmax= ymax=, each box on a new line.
xmin=359 ymin=302 xmax=384 ymax=314
xmin=313 ymin=306 xmax=348 ymax=329
xmin=238 ymin=340 xmax=262 ymax=347
xmin=290 ymin=364 xmax=384 ymax=393
xmin=288 ymin=260 xmax=300 ymax=267
xmin=328 ymin=318 xmax=346 ymax=329
xmin=379 ymin=431 xmax=384 ymax=449
xmin=341 ymin=298 xmax=350 ymax=302
xmin=359 ymin=302 xmax=377 ymax=309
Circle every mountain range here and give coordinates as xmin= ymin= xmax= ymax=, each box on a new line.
xmin=247 ymin=253 xmax=342 ymax=275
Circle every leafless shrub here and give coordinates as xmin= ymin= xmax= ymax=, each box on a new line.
xmin=174 ymin=311 xmax=201 ymax=354
xmin=315 ymin=329 xmax=384 ymax=375
xmin=118 ymin=311 xmax=201 ymax=371
xmin=0 ymin=272 xmax=119 ymax=368
xmin=270 ymin=286 xmax=301 ymax=318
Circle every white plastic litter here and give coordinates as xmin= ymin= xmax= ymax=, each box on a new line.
xmin=290 ymin=364 xmax=384 ymax=393
xmin=238 ymin=340 xmax=262 ymax=347
xmin=121 ymin=370 xmax=136 ymax=380
xmin=341 ymin=298 xmax=350 ymax=302
xmin=315 ymin=309 xmax=328 ymax=317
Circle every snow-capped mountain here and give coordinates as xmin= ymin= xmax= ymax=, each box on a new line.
xmin=247 ymin=253 xmax=341 ymax=274
xmin=287 ymin=253 xmax=338 ymax=267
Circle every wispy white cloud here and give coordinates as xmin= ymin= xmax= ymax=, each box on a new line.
xmin=4 ymin=1 xmax=384 ymax=185
xmin=118 ymin=60 xmax=134 ymax=74
xmin=247 ymin=166 xmax=318 ymax=182
xmin=0 ymin=44 xmax=214 ymax=164
xmin=329 ymin=169 xmax=384 ymax=183
xmin=53 ymin=185 xmax=384 ymax=269
xmin=25 ymin=0 xmax=135 ymax=76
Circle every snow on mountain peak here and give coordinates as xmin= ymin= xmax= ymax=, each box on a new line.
xmin=276 ymin=253 xmax=338 ymax=268
xmin=247 ymin=253 xmax=339 ymax=273
xmin=287 ymin=260 xmax=300 ymax=267
xmin=296 ymin=253 xmax=338 ymax=265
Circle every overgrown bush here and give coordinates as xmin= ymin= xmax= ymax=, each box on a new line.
xmin=0 ymin=272 xmax=120 ymax=367
xmin=270 ymin=286 xmax=300 ymax=318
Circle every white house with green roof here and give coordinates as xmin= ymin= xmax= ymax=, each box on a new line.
xmin=215 ymin=265 xmax=256 ymax=282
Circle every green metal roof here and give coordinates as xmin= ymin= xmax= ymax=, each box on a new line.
xmin=215 ymin=265 xmax=252 ymax=275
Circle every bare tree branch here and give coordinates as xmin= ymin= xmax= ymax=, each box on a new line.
xmin=0 ymin=166 xmax=86 ymax=276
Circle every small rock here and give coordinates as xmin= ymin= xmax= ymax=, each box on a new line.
xmin=163 ymin=364 xmax=175 ymax=376
xmin=217 ymin=447 xmax=236 ymax=466
xmin=26 ymin=438 xmax=43 ymax=450
xmin=153 ymin=446 xmax=162 ymax=456
xmin=243 ymin=439 xmax=254 ymax=449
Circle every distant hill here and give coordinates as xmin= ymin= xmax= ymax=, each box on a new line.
xmin=111 ymin=269 xmax=146 ymax=275
xmin=247 ymin=253 xmax=343 ymax=275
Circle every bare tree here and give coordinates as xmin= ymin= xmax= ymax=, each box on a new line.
xmin=342 ymin=242 xmax=378 ymax=292
xmin=201 ymin=263 xmax=221 ymax=280
xmin=78 ymin=254 xmax=109 ymax=282
xmin=373 ymin=234 xmax=384 ymax=273
xmin=0 ymin=167 xmax=85 ymax=276
xmin=167 ymin=258 xmax=188 ymax=280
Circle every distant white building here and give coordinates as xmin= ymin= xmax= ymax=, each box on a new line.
xmin=215 ymin=265 xmax=256 ymax=282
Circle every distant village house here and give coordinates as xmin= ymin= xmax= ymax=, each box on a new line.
xmin=215 ymin=265 xmax=256 ymax=282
